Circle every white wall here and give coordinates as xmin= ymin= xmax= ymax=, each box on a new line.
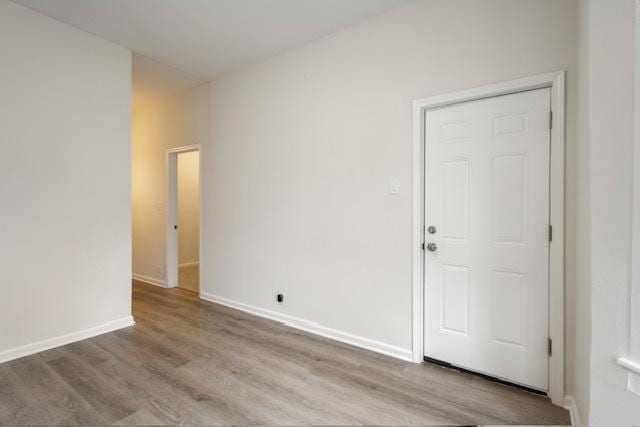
xmin=569 ymin=0 xmax=592 ymax=422
xmin=132 ymin=84 xmax=209 ymax=283
xmin=0 ymin=0 xmax=132 ymax=358
xmin=584 ymin=0 xmax=640 ymax=424
xmin=178 ymin=151 xmax=200 ymax=265
xmin=205 ymin=0 xmax=578 ymax=357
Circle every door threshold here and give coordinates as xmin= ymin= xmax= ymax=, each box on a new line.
xmin=423 ymin=356 xmax=547 ymax=396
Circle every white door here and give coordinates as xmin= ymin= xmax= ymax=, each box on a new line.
xmin=424 ymin=88 xmax=551 ymax=391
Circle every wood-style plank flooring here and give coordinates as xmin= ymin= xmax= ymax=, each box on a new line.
xmin=0 ymin=281 xmax=570 ymax=425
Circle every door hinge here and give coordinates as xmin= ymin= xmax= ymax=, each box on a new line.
xmin=548 ymin=337 xmax=553 ymax=356
xmin=549 ymin=111 xmax=553 ymax=129
xmin=548 ymin=225 xmax=553 ymax=242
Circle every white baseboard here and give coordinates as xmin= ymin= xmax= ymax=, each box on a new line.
xmin=0 ymin=316 xmax=135 ymax=364
xmin=564 ymin=395 xmax=581 ymax=426
xmin=179 ymin=261 xmax=199 ymax=268
xmin=132 ymin=273 xmax=168 ymax=288
xmin=200 ymin=292 xmax=413 ymax=362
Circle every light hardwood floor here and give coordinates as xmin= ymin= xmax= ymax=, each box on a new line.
xmin=0 ymin=281 xmax=570 ymax=425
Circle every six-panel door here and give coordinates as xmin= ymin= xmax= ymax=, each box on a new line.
xmin=424 ymin=88 xmax=551 ymax=391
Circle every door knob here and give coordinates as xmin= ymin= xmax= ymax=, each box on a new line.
xmin=426 ymin=242 xmax=438 ymax=252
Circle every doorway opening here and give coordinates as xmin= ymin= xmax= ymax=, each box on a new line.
xmin=166 ymin=145 xmax=201 ymax=294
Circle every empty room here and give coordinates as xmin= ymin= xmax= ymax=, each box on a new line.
xmin=1 ymin=0 xmax=639 ymax=425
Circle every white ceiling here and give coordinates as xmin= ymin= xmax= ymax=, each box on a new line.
xmin=13 ymin=0 xmax=411 ymax=81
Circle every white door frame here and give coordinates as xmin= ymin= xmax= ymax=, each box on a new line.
xmin=411 ymin=71 xmax=565 ymax=405
xmin=166 ymin=144 xmax=202 ymax=292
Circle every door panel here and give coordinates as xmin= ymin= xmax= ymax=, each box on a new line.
xmin=424 ymin=88 xmax=551 ymax=391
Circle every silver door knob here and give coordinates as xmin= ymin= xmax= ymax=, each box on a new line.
xmin=426 ymin=243 xmax=437 ymax=252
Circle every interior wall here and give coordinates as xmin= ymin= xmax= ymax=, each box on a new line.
xmin=570 ymin=0 xmax=592 ymax=422
xmin=585 ymin=0 xmax=640 ymax=424
xmin=178 ymin=151 xmax=200 ymax=266
xmin=205 ymin=0 xmax=578 ymax=356
xmin=0 ymin=0 xmax=132 ymax=357
xmin=132 ymin=84 xmax=209 ymax=285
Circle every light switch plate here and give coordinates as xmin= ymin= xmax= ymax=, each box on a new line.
xmin=389 ymin=178 xmax=400 ymax=195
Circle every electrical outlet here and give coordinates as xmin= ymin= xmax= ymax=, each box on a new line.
xmin=276 ymin=293 xmax=284 ymax=303
xmin=157 ymin=265 xmax=164 ymax=275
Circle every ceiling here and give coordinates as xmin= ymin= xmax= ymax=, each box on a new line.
xmin=13 ymin=0 xmax=411 ymax=81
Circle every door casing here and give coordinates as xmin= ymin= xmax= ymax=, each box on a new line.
xmin=411 ymin=71 xmax=565 ymax=406
xmin=166 ymin=144 xmax=202 ymax=292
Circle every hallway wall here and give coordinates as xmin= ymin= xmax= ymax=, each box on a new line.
xmin=132 ymin=84 xmax=209 ymax=286
xmin=178 ymin=150 xmax=200 ymax=266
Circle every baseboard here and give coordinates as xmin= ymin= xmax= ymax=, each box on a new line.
xmin=179 ymin=261 xmax=199 ymax=268
xmin=0 ymin=316 xmax=135 ymax=364
xmin=132 ymin=273 xmax=167 ymax=288
xmin=564 ymin=395 xmax=581 ymax=426
xmin=200 ymin=292 xmax=413 ymax=362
